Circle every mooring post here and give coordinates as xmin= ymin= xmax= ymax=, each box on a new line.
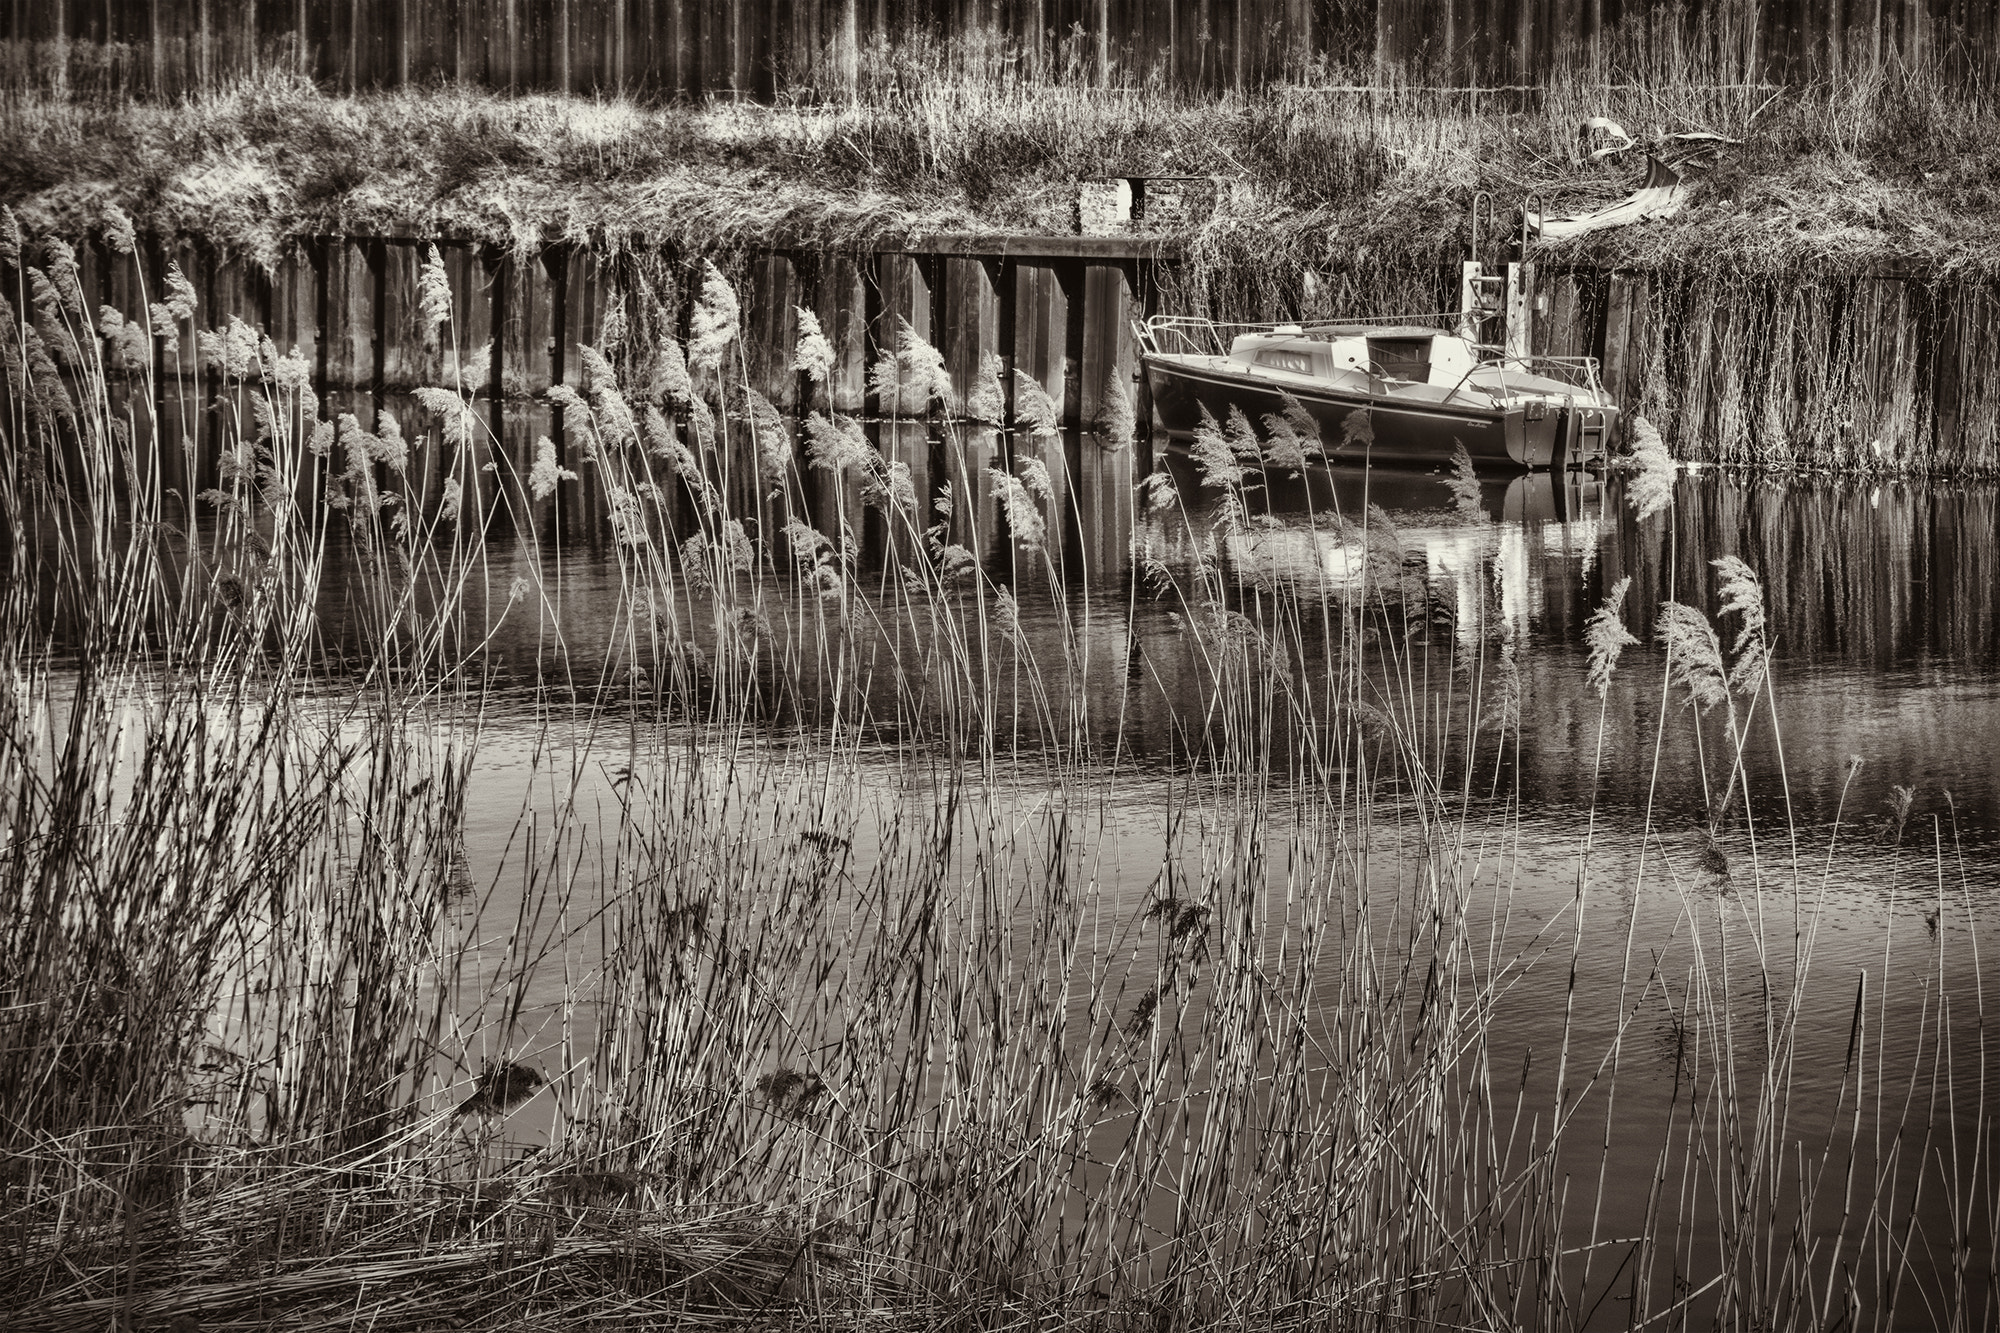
xmin=1505 ymin=262 xmax=1534 ymax=362
xmin=1457 ymin=260 xmax=1484 ymax=342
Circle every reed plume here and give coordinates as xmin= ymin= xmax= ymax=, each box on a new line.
xmin=1627 ymin=415 xmax=1677 ymax=521
xmin=792 ymin=305 xmax=834 ymax=383
xmin=1095 ymin=369 xmax=1136 ymax=450
xmin=1013 ymin=368 xmax=1062 ymax=438
xmin=1655 ymin=601 xmax=1727 ymax=712
xmin=687 ymin=259 xmax=740 ymax=374
xmin=869 ymin=317 xmax=954 ymax=417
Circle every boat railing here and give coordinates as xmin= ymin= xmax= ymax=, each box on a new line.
xmin=1138 ymin=312 xmax=1461 ymax=358
xmin=1465 ymin=350 xmax=1609 ymax=399
xmin=1139 ymin=315 xmax=1611 ymax=404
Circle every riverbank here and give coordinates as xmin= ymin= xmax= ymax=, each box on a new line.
xmin=3 ymin=63 xmax=1998 ymax=281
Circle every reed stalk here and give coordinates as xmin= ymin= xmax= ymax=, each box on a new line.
xmin=0 ymin=228 xmax=1990 ymax=1331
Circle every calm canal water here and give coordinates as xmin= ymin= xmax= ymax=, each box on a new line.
xmin=315 ymin=450 xmax=1998 ymax=1327
xmin=455 ymin=456 xmax=2000 ymax=880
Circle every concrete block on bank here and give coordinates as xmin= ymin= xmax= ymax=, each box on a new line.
xmin=1139 ymin=177 xmax=1226 ymax=230
xmin=1080 ymin=176 xmax=1239 ymax=235
xmin=1077 ymin=178 xmax=1133 ymax=236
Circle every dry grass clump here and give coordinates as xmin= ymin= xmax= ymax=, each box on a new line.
xmin=3 ymin=53 xmax=1997 ymax=281
xmin=1 ymin=227 xmax=1994 ymax=1330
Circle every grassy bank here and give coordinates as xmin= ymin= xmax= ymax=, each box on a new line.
xmin=2 ymin=59 xmax=1998 ymax=281
xmin=2 ymin=227 xmax=1994 ymax=1328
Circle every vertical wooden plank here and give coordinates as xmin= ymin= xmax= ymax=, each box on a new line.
xmin=379 ymin=241 xmax=445 ymax=393
xmin=1011 ymin=260 xmax=1069 ymax=424
xmin=1680 ymin=277 xmax=1718 ymax=453
xmin=269 ymin=241 xmax=322 ymax=370
xmin=494 ymin=247 xmax=557 ymax=534
xmin=942 ymin=256 xmax=1001 ymax=419
xmin=263 ymin=239 xmax=325 ymax=511
xmin=499 ymin=247 xmax=557 ymax=401
xmin=555 ymin=243 xmax=606 ymax=541
xmin=1532 ymin=268 xmax=1585 ymax=361
xmin=872 ymin=252 xmax=932 ymax=417
xmin=155 ymin=236 xmax=212 ymax=500
xmin=1878 ymin=276 xmax=1917 ymax=461
xmin=1597 ymin=269 xmax=1636 ymax=440
xmin=1504 ymin=262 xmax=1533 ymax=363
xmin=456 ymin=244 xmax=505 ymax=523
xmin=1930 ymin=283 xmax=1967 ymax=470
xmin=733 ymin=252 xmax=800 ymax=545
xmin=388 ymin=240 xmax=496 ymax=517
xmin=878 ymin=252 xmax=931 ymax=345
xmin=87 ymin=237 xmax=148 ymax=501
xmin=559 ymin=243 xmax=605 ymax=383
xmin=815 ymin=254 xmax=868 ymax=417
xmin=373 ymin=237 xmax=445 ymax=511
xmin=746 ymin=252 xmax=801 ymax=411
xmin=805 ymin=254 xmax=866 ymax=547
xmin=1080 ymin=262 xmax=1134 ymax=440
xmin=444 ymin=243 xmax=496 ymax=399
xmin=1011 ymin=257 xmax=1073 ymax=576
xmin=326 ymin=235 xmax=380 ymax=426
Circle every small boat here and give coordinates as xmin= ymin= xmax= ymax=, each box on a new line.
xmin=1138 ymin=316 xmax=1617 ymax=470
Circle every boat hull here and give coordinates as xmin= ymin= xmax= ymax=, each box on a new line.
xmin=1144 ymin=355 xmax=1577 ymax=469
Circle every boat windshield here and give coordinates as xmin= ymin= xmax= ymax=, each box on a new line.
xmin=1368 ymin=337 xmax=1432 ymax=382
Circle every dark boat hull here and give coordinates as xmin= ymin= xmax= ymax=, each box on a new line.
xmin=1144 ymin=355 xmax=1579 ymax=469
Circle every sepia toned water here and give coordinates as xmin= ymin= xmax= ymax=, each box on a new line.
xmin=50 ymin=448 xmax=1982 ymax=1326
xmin=360 ymin=451 xmax=1993 ymax=1326
xmin=443 ymin=455 xmax=2000 ymax=876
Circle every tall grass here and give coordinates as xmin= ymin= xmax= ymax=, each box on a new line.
xmin=2 ymin=46 xmax=1995 ymax=273
xmin=1 ymin=223 xmax=1992 ymax=1330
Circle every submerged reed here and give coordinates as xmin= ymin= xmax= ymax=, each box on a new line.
xmin=0 ymin=227 xmax=1991 ymax=1332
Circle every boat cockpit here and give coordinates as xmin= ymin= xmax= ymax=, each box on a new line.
xmin=1226 ymin=325 xmax=1599 ymax=410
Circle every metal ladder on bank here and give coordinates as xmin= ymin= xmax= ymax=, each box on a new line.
xmin=1458 ymin=193 xmax=1533 ymax=360
xmin=1461 ymin=193 xmax=1610 ymax=468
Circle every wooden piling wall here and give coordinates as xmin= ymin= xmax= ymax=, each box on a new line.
xmin=9 ymin=234 xmax=2000 ymax=565
xmin=5 ymin=0 xmax=1995 ymax=99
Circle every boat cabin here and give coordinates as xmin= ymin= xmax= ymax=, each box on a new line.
xmin=1228 ymin=325 xmax=1479 ymax=395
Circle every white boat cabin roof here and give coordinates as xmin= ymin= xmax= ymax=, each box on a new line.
xmin=1227 ymin=326 xmax=1481 ymax=396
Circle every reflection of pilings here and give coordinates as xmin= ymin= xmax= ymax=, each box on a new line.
xmin=942 ymin=426 xmax=999 ymax=561
xmin=867 ymin=421 xmax=931 ymax=572
xmin=1611 ymin=473 xmax=2000 ymax=671
xmin=1077 ymin=433 xmax=1135 ymax=585
xmin=1009 ymin=427 xmax=1071 ymax=586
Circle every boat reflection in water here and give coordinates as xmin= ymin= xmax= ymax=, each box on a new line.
xmin=1145 ymin=456 xmax=1604 ymax=649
